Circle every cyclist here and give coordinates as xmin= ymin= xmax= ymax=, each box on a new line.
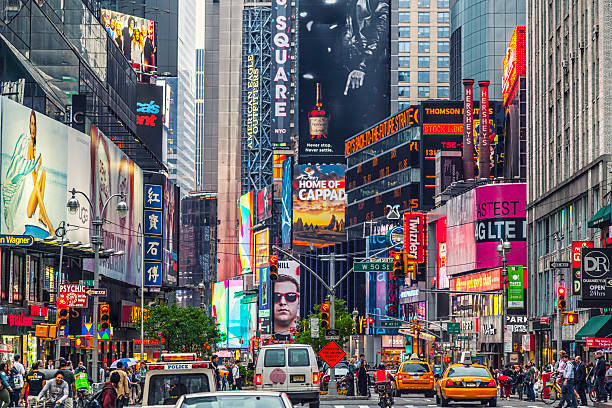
xmin=37 ymin=372 xmax=69 ymax=408
xmin=374 ymin=363 xmax=395 ymax=406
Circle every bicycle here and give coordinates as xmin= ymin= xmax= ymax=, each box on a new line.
xmin=30 ymin=397 xmax=59 ymax=408
xmin=541 ymin=375 xmax=563 ymax=405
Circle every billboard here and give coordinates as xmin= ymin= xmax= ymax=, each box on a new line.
xmin=507 ymin=265 xmax=524 ymax=309
xmin=446 ymin=188 xmax=476 ymax=275
xmin=580 ymin=248 xmax=612 ymax=305
xmin=256 ymin=185 xmax=273 ymax=223
xmin=572 ymin=241 xmax=593 ymax=296
xmin=450 ymin=268 xmax=502 ymax=292
xmin=136 ymin=84 xmax=164 ymax=161
xmin=403 ymin=212 xmax=425 ymax=264
xmin=0 ymin=98 xmax=143 ymax=286
xmin=259 ymin=266 xmax=272 ymax=335
xmin=253 ymin=228 xmax=270 ymax=287
xmin=281 ymin=157 xmax=292 ymax=247
xmin=163 ymin=178 xmax=179 ymax=286
xmin=271 ymin=0 xmax=292 ymax=144
xmin=245 ymin=53 xmax=260 ymax=150
xmin=144 ymin=184 xmax=163 ymax=286
xmin=502 ymin=26 xmax=526 ymax=106
xmin=100 ymin=9 xmax=157 ymax=73
xmin=298 ymin=0 xmax=390 ymax=162
xmin=436 ymin=217 xmax=449 ymax=289
xmin=273 ymin=260 xmax=301 ymax=341
xmin=211 ymin=281 xmax=228 ymax=346
xmin=239 ymin=191 xmax=254 ymax=274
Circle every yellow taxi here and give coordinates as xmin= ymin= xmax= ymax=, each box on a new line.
xmin=435 ymin=353 xmax=497 ymax=407
xmin=393 ymin=356 xmax=435 ymax=397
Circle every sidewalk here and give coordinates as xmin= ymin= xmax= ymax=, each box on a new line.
xmin=595 ymin=403 xmax=612 ymax=408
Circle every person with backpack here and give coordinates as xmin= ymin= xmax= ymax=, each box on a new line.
xmin=0 ymin=362 xmax=13 ymax=408
xmin=99 ymin=372 xmax=120 ymax=408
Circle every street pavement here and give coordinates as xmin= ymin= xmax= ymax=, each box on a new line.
xmin=320 ymin=394 xmax=551 ymax=407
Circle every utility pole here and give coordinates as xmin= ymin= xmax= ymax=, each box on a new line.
xmin=497 ymin=238 xmax=512 ymax=367
xmin=554 ymin=231 xmax=564 ymax=361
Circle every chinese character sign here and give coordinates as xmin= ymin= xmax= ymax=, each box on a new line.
xmin=144 ymin=184 xmax=163 ymax=210
xmin=143 ymin=182 xmax=164 ymax=286
xmin=144 ymin=209 xmax=163 ymax=235
xmin=144 ymin=236 xmax=162 ymax=262
xmin=144 ymin=262 xmax=162 ymax=286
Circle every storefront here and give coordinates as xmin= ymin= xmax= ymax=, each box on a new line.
xmin=381 ymin=335 xmax=405 ymax=369
xmin=0 ymin=306 xmax=46 ymax=364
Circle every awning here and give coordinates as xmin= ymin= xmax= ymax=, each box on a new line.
xmin=575 ymin=315 xmax=612 ymax=341
xmin=587 ymin=205 xmax=611 ymax=228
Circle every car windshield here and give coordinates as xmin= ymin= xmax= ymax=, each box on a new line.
xmin=401 ymin=363 xmax=430 ymax=374
xmin=447 ymin=366 xmax=491 ymax=377
xmin=327 ymin=367 xmax=349 ymax=376
xmin=147 ymin=374 xmax=210 ymax=406
xmin=180 ymin=395 xmax=286 ymax=408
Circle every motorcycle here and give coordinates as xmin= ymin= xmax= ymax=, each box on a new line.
xmin=376 ymin=383 xmax=393 ymax=408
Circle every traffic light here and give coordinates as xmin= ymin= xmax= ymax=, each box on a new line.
xmin=563 ymin=312 xmax=578 ymax=325
xmin=393 ymin=252 xmax=404 ymax=279
xmin=410 ymin=324 xmax=415 ymax=335
xmin=320 ymin=302 xmax=330 ymax=329
xmin=269 ymin=254 xmax=279 ymax=281
xmin=367 ymin=317 xmax=373 ymax=329
xmin=406 ymin=262 xmax=417 ymax=280
xmin=353 ymin=315 xmax=360 ymax=334
xmin=99 ymin=303 xmax=110 ymax=331
xmin=557 ymin=286 xmax=567 ymax=310
xmin=57 ymin=302 xmax=69 ymax=330
xmin=361 ymin=317 xmax=368 ymax=333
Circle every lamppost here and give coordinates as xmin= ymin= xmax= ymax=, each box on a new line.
xmin=67 ymin=188 xmax=128 ymax=383
xmin=197 ymin=282 xmax=206 ymax=309
xmin=497 ymin=238 xmax=512 ymax=367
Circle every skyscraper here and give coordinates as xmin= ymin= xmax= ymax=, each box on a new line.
xmin=195 ymin=49 xmax=205 ymax=190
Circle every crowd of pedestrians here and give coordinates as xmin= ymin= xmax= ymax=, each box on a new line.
xmin=209 ymin=355 xmax=245 ymax=391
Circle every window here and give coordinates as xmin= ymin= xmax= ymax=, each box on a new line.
xmin=418 ymin=72 xmax=430 ymax=83
xmin=438 ymin=71 xmax=449 ymax=82
xmin=418 ymin=41 xmax=430 ymax=52
xmin=418 ymin=86 xmax=430 ymax=97
xmin=288 ymin=349 xmax=310 ymax=366
xmin=398 ymin=56 xmax=410 ymax=67
xmin=398 ymin=71 xmax=410 ymax=82
xmin=437 ymin=56 xmax=449 ymax=67
xmin=418 ymin=27 xmax=430 ymax=37
xmin=264 ymin=349 xmax=286 ymax=367
xmin=418 ymin=0 xmax=430 ymax=6
xmin=447 ymin=366 xmax=491 ymax=378
xmin=438 ymin=26 xmax=450 ymax=37
xmin=399 ymin=102 xmax=411 ymax=110
xmin=401 ymin=363 xmax=430 ymax=373
xmin=418 ymin=56 xmax=430 ymax=67
xmin=181 ymin=396 xmax=285 ymax=408
xmin=399 ymin=12 xmax=410 ymax=22
xmin=438 ymin=41 xmax=449 ymax=53
xmin=148 ymin=374 xmax=210 ymax=407
xmin=438 ymin=0 xmax=449 ymax=6
xmin=437 ymin=86 xmax=450 ymax=97
xmin=399 ymin=27 xmax=411 ymax=38
xmin=399 ymin=0 xmax=410 ymax=6
xmin=418 ymin=12 xmax=430 ymax=23
xmin=399 ymin=42 xmax=411 ymax=53
xmin=438 ymin=11 xmax=450 ymax=23
xmin=399 ymin=86 xmax=410 ymax=97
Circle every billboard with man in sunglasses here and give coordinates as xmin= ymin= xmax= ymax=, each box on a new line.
xmin=273 ymin=260 xmax=301 ymax=341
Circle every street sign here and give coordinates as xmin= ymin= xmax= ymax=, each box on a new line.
xmin=381 ymin=320 xmax=402 ymax=328
xmin=318 ymin=340 xmax=346 ymax=368
xmin=586 ymin=338 xmax=612 ymax=348
xmin=325 ymin=329 xmax=340 ymax=340
xmin=446 ymin=322 xmax=460 ymax=334
xmin=550 ymin=261 xmax=571 ymax=269
xmin=85 ymin=288 xmax=107 ymax=297
xmin=310 ymin=317 xmax=319 ymax=339
xmin=80 ymin=280 xmax=94 ymax=287
xmin=354 ymin=262 xmax=393 ymax=272
xmin=59 ymin=284 xmax=88 ymax=308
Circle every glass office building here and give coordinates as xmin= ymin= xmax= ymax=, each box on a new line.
xmin=449 ymin=0 xmax=525 ymax=100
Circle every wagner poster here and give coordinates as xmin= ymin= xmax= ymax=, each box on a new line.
xmin=292 ymin=164 xmax=346 ymax=252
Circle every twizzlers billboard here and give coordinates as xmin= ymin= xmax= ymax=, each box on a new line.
xmin=404 ymin=212 xmax=425 ymax=263
xmin=271 ymin=0 xmax=291 ymax=143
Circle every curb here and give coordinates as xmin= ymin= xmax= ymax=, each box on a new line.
xmin=320 ymin=396 xmax=371 ymax=401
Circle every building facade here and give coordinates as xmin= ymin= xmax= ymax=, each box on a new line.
xmin=449 ymin=0 xmax=526 ymax=101
xmin=527 ymin=0 xmax=612 ymax=363
xmin=393 ymin=0 xmax=451 ymax=112
xmin=196 ymin=49 xmax=205 ymax=190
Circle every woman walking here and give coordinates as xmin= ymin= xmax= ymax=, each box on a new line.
xmin=0 ymin=363 xmax=13 ymax=408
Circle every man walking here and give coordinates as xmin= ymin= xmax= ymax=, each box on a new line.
xmin=594 ymin=350 xmax=607 ymax=402
xmin=560 ymin=354 xmax=577 ymax=408
xmin=574 ymin=356 xmax=587 ymax=406
xmin=110 ymin=362 xmax=129 ymax=408
xmin=231 ymin=361 xmax=242 ymax=390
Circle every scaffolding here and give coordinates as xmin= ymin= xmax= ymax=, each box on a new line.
xmin=241 ymin=6 xmax=273 ymax=195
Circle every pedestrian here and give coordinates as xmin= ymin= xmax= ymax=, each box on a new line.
xmin=347 ymin=357 xmax=356 ymax=396
xmin=210 ymin=355 xmax=220 ymax=390
xmin=525 ymin=361 xmax=537 ymax=402
xmin=606 ymin=363 xmax=612 ymax=401
xmin=498 ymin=365 xmax=512 ymax=400
xmin=37 ymin=372 xmax=69 ymax=408
xmin=99 ymin=364 xmax=106 ymax=384
xmin=594 ymin=350 xmax=607 ymax=402
xmin=231 ymin=361 xmax=242 ymax=390
xmin=56 ymin=359 xmax=76 ymax=408
xmin=109 ymin=362 xmax=129 ymax=408
xmin=20 ymin=361 xmax=45 ymax=407
xmin=226 ymin=362 xmax=233 ymax=391
xmin=46 ymin=359 xmax=54 ymax=371
xmin=99 ymin=372 xmax=120 ymax=408
xmin=356 ymin=354 xmax=368 ymax=397
xmin=10 ymin=356 xmax=24 ymax=408
xmin=574 ymin=356 xmax=587 ymax=406
xmin=560 ymin=354 xmax=577 ymax=408
xmin=0 ymin=362 xmax=13 ymax=408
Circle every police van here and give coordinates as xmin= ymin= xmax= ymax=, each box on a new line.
xmin=142 ymin=353 xmax=216 ymax=408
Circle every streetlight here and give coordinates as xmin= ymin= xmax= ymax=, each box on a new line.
xmin=497 ymin=238 xmax=512 ymax=367
xmin=67 ymin=187 xmax=128 ymax=383
xmin=197 ymin=282 xmax=206 ymax=309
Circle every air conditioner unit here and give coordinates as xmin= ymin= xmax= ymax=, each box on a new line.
xmin=561 ymin=60 xmax=568 ymax=68
xmin=569 ymin=52 xmax=575 ymax=60
xmin=579 ymin=41 xmax=585 ymax=49
xmin=594 ymin=25 xmax=599 ymax=35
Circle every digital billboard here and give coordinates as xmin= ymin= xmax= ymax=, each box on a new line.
xmin=253 ymin=228 xmax=269 ymax=287
xmin=101 ymin=9 xmax=157 ymax=73
xmin=136 ymin=83 xmax=164 ymax=161
xmin=502 ymin=26 xmax=526 ymax=106
xmin=239 ymin=191 xmax=254 ymax=274
xmin=256 ymin=185 xmax=273 ymax=223
xmin=259 ymin=266 xmax=272 ymax=335
xmin=273 ymin=260 xmax=301 ymax=341
xmin=292 ymin=164 xmax=346 ymax=252
xmin=163 ymin=178 xmax=180 ymax=286
xmin=271 ymin=0 xmax=292 ymax=144
xmin=281 ymin=157 xmax=292 ymax=248
xmin=211 ymin=281 xmax=228 ymax=346
xmin=298 ymin=0 xmax=390 ymax=162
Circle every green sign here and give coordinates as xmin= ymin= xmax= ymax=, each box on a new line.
xmin=80 ymin=280 xmax=94 ymax=287
xmin=354 ymin=262 xmax=392 ymax=272
xmin=447 ymin=322 xmax=460 ymax=334
xmin=381 ymin=320 xmax=402 ymax=328
xmin=507 ymin=265 xmax=524 ymax=309
xmin=241 ymin=294 xmax=258 ymax=304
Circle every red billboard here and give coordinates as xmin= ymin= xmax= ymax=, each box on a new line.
xmin=502 ymin=26 xmax=526 ymax=106
xmin=450 ymin=268 xmax=502 ymax=292
xmin=404 ymin=212 xmax=425 ymax=263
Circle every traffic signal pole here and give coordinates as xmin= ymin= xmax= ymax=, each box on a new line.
xmin=554 ymin=232 xmax=564 ymax=362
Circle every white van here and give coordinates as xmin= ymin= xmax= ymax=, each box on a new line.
xmin=254 ymin=344 xmax=320 ymax=408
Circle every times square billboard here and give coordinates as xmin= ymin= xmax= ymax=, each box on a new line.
xmin=297 ymin=0 xmax=390 ymax=163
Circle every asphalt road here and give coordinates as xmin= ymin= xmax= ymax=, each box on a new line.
xmin=320 ymin=395 xmax=551 ymax=407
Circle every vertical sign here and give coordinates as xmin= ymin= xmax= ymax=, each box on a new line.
xmin=246 ymin=54 xmax=260 ymax=149
xmin=507 ymin=265 xmax=524 ymax=309
xmin=462 ymin=79 xmax=475 ymax=179
xmin=403 ymin=212 xmax=425 ymax=263
xmin=271 ymin=0 xmax=291 ymax=143
xmin=281 ymin=157 xmax=292 ymax=247
xmin=572 ymin=241 xmax=594 ymax=296
xmin=259 ymin=266 xmax=272 ymax=335
xmin=144 ymin=184 xmax=163 ymax=286
xmin=136 ymin=84 xmax=164 ymax=160
xmin=478 ymin=81 xmax=491 ymax=179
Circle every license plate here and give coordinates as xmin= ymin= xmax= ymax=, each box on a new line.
xmin=291 ymin=375 xmax=305 ymax=383
xmin=466 ymin=382 xmax=477 ymax=387
xmin=413 ymin=376 xmax=420 ymax=379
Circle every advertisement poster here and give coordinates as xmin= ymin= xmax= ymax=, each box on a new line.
xmin=436 ymin=217 xmax=449 ymax=289
xmin=572 ymin=240 xmax=593 ymax=296
xmin=273 ymin=260 xmax=301 ymax=341
xmin=100 ymin=9 xmax=157 ymax=73
xmin=136 ymin=84 xmax=164 ymax=160
xmin=239 ymin=191 xmax=254 ymax=274
xmin=271 ymin=0 xmax=292 ymax=143
xmin=580 ymin=248 xmax=612 ymax=305
xmin=253 ymin=228 xmax=269 ymax=287
xmin=211 ymin=281 xmax=228 ymax=346
xmin=259 ymin=266 xmax=272 ymax=335
xmin=365 ymin=236 xmax=399 ymax=335
xmin=281 ymin=157 xmax=292 ymax=247
xmin=403 ymin=212 xmax=425 ymax=264
xmin=163 ymin=178 xmax=179 ymax=286
xmin=507 ymin=265 xmax=524 ymax=309
xmin=292 ymin=164 xmax=346 ymax=252
xmin=256 ymin=185 xmax=273 ymax=223
xmin=298 ymin=0 xmax=390 ymax=162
